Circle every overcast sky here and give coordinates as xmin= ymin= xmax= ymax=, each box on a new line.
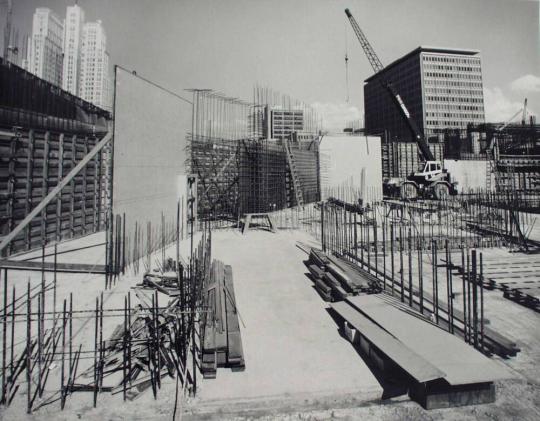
xmin=3 ymin=0 xmax=540 ymax=130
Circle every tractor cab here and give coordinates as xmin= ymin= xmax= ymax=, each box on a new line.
xmin=414 ymin=161 xmax=444 ymax=182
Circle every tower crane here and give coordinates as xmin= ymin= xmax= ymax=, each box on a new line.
xmin=345 ymin=8 xmax=457 ymax=200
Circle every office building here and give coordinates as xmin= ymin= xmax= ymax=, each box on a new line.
xmin=266 ymin=107 xmax=304 ymax=140
xmin=364 ymin=46 xmax=485 ymax=143
xmin=28 ymin=8 xmax=64 ymax=86
xmin=62 ymin=4 xmax=85 ymax=95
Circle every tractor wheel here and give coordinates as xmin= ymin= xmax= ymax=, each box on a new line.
xmin=400 ymin=183 xmax=417 ymax=201
xmin=433 ymin=183 xmax=449 ymax=201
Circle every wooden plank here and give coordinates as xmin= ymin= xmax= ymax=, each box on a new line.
xmin=331 ymin=301 xmax=445 ymax=383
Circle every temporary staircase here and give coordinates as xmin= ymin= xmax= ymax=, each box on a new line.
xmin=284 ymin=139 xmax=304 ymax=206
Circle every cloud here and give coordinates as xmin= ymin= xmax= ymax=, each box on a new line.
xmin=311 ymin=102 xmax=362 ymax=132
xmin=510 ymin=74 xmax=540 ymax=93
xmin=483 ymin=87 xmax=529 ymax=122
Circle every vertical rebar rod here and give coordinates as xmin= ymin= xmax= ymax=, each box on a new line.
xmin=1 ymin=269 xmax=6 ymax=405
xmin=480 ymin=252 xmax=485 ymax=351
xmin=60 ymin=299 xmax=66 ymax=409
xmin=408 ymin=227 xmax=413 ymax=307
xmin=461 ymin=248 xmax=467 ymax=342
xmin=26 ymin=281 xmax=31 ymax=414
xmin=390 ymin=224 xmax=395 ymax=295
xmin=93 ymin=297 xmax=98 ymax=408
xmin=472 ymin=250 xmax=478 ymax=349
xmin=9 ymin=285 xmax=15 ymax=383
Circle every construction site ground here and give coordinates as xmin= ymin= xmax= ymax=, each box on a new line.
xmin=1 ymin=229 xmax=540 ymax=420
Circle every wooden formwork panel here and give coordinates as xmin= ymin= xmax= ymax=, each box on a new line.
xmin=0 ymin=126 xmax=107 ymax=256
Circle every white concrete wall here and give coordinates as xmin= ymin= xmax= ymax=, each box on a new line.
xmin=112 ymin=67 xmax=192 ymax=238
xmin=319 ymin=135 xmax=382 ymax=203
xmin=444 ymin=159 xmax=491 ymax=192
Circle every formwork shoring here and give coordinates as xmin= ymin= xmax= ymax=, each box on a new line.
xmin=0 ymin=59 xmax=112 ymax=257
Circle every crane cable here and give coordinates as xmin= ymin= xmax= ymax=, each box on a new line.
xmin=345 ymin=22 xmax=350 ymax=103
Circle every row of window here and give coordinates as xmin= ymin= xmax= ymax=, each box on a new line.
xmin=426 ymin=104 xmax=483 ymax=111
xmin=426 ymin=95 xmax=483 ymax=103
xmin=424 ymin=64 xmax=481 ymax=72
xmin=423 ymin=55 xmax=481 ymax=66
xmin=426 ymin=120 xmax=481 ymax=126
xmin=426 ymin=112 xmax=483 ymax=119
xmin=425 ymin=72 xmax=482 ymax=81
xmin=425 ymin=84 xmax=482 ymax=95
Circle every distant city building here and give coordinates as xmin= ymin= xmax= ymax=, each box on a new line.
xmin=364 ymin=46 xmax=485 ymax=143
xmin=79 ymin=20 xmax=110 ymax=111
xmin=267 ymin=107 xmax=304 ymax=140
xmin=28 ymin=8 xmax=64 ymax=86
xmin=62 ymin=4 xmax=85 ymax=95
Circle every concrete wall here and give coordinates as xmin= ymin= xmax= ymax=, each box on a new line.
xmin=444 ymin=159 xmax=490 ymax=192
xmin=319 ymin=135 xmax=382 ymax=203
xmin=112 ymin=67 xmax=192 ymax=239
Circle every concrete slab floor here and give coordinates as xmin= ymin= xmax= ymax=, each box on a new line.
xmin=185 ymin=229 xmax=383 ymax=416
xmin=2 ymin=228 xmax=540 ymax=420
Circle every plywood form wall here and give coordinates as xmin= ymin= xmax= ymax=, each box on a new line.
xmin=0 ymin=127 xmax=107 ymax=256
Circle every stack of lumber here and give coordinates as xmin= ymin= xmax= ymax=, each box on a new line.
xmin=306 ymin=248 xmax=380 ymax=301
xmin=201 ymin=260 xmax=245 ymax=378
